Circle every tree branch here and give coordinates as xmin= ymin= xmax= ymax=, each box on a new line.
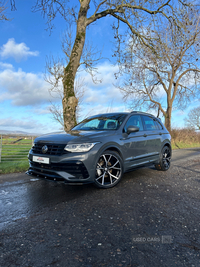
xmin=172 ymin=68 xmax=200 ymax=102
xmin=94 ymin=0 xmax=107 ymax=16
xmin=143 ymin=79 xmax=166 ymax=116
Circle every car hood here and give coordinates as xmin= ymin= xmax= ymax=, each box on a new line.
xmin=34 ymin=130 xmax=116 ymax=144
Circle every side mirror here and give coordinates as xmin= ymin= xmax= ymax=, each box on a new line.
xmin=127 ymin=126 xmax=139 ymax=134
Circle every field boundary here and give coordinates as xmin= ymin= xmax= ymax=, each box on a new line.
xmin=0 ymin=135 xmax=35 ymax=163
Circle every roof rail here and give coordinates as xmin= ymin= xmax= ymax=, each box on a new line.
xmin=130 ymin=111 xmax=154 ymax=116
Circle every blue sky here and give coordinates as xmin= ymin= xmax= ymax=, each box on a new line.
xmin=0 ymin=0 xmax=199 ymax=134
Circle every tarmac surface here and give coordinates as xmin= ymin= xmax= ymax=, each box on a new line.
xmin=0 ymin=148 xmax=200 ymax=267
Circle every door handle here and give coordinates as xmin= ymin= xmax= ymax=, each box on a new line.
xmin=159 ymin=132 xmax=162 ymax=135
xmin=143 ymin=134 xmax=147 ymax=137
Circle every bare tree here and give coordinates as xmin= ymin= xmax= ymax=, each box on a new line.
xmin=0 ymin=0 xmax=16 ymax=21
xmin=44 ymin=26 xmax=100 ymax=128
xmin=185 ymin=106 xmax=200 ymax=130
xmin=0 ymin=1 xmax=8 ymax=20
xmin=47 ymin=70 xmax=85 ymax=128
xmin=33 ymin=0 xmax=191 ymax=132
xmin=114 ymin=7 xmax=200 ymax=131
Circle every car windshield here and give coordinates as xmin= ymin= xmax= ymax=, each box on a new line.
xmin=72 ymin=114 xmax=127 ymax=131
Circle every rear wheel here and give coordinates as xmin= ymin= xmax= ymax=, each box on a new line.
xmin=155 ymin=146 xmax=171 ymax=171
xmin=94 ymin=150 xmax=124 ymax=189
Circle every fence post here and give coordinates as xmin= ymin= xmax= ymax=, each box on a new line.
xmin=0 ymin=135 xmax=2 ymax=163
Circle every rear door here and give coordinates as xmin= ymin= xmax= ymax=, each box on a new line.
xmin=141 ymin=115 xmax=162 ymax=160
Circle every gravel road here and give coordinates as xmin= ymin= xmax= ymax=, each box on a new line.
xmin=0 ymin=148 xmax=200 ymax=267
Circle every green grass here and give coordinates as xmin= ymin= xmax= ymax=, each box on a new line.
xmin=172 ymin=142 xmax=200 ymax=150
xmin=2 ymin=138 xmax=33 ymax=145
xmin=1 ymin=145 xmax=31 ymax=161
xmin=0 ymin=160 xmax=29 ymax=174
xmin=0 ymin=137 xmax=32 ymax=174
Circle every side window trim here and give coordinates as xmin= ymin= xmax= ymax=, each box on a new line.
xmin=142 ymin=115 xmax=158 ymax=131
xmin=123 ymin=115 xmax=144 ymax=133
xmin=141 ymin=115 xmax=147 ymax=131
xmin=154 ymin=118 xmax=163 ymax=130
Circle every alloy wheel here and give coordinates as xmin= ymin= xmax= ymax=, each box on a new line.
xmin=95 ymin=152 xmax=122 ymax=187
xmin=162 ymin=147 xmax=171 ymax=169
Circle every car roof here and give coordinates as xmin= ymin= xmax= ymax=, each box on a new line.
xmin=86 ymin=111 xmax=156 ymax=119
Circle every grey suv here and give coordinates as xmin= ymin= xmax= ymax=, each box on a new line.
xmin=26 ymin=111 xmax=171 ymax=188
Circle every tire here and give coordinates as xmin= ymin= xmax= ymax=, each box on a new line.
xmin=94 ymin=150 xmax=124 ymax=189
xmin=155 ymin=145 xmax=171 ymax=171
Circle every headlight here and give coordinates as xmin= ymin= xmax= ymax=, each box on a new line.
xmin=64 ymin=143 xmax=98 ymax=152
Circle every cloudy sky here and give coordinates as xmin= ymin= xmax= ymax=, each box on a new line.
xmin=0 ymin=1 xmax=199 ymax=134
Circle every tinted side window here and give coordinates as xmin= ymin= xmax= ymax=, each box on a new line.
xmin=154 ymin=120 xmax=163 ymax=130
xmin=124 ymin=115 xmax=144 ymax=132
xmin=142 ymin=116 xmax=158 ymax=131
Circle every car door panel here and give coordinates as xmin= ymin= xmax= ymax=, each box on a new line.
xmin=120 ymin=115 xmax=151 ymax=171
xmin=141 ymin=115 xmax=162 ymax=159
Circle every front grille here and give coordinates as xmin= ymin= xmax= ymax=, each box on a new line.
xmin=32 ymin=143 xmax=66 ymax=156
xmin=29 ymin=161 xmax=89 ymax=179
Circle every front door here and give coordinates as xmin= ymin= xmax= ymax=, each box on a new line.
xmin=121 ymin=115 xmax=148 ymax=171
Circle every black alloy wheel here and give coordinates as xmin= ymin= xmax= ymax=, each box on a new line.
xmin=155 ymin=146 xmax=171 ymax=171
xmin=94 ymin=150 xmax=123 ymax=188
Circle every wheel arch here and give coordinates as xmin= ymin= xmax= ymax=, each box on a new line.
xmin=98 ymin=144 xmax=124 ymax=161
xmin=155 ymin=141 xmax=171 ymax=171
xmin=162 ymin=141 xmax=172 ymax=153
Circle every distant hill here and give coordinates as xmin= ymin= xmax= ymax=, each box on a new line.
xmin=0 ymin=130 xmax=38 ymax=136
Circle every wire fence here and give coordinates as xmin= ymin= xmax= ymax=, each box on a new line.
xmin=0 ymin=135 xmax=35 ymax=163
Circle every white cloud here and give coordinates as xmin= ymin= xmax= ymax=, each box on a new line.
xmin=0 ymin=62 xmax=13 ymax=69
xmin=79 ymin=62 xmax=119 ymax=88
xmin=84 ymin=85 xmax=124 ymax=105
xmin=31 ymin=106 xmax=52 ymax=115
xmin=0 ymin=61 xmax=125 ymax=108
xmin=0 ymin=61 xmax=133 ymax=128
xmin=0 ymin=38 xmax=39 ymax=62
xmin=75 ymin=62 xmax=130 ymax=120
xmin=0 ymin=115 xmax=62 ymax=134
xmin=174 ymin=110 xmax=186 ymax=116
xmin=0 ymin=67 xmax=56 ymax=106
xmin=0 ymin=117 xmax=44 ymax=130
xmin=79 ymin=62 xmax=167 ymax=112
xmin=78 ymin=62 xmax=124 ymax=106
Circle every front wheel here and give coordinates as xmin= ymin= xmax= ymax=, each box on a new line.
xmin=94 ymin=150 xmax=124 ymax=189
xmin=155 ymin=146 xmax=171 ymax=171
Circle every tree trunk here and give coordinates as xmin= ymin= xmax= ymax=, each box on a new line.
xmin=62 ymin=0 xmax=90 ymax=132
xmin=165 ymin=106 xmax=172 ymax=132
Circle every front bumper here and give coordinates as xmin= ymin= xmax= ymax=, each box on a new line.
xmin=26 ymin=148 xmax=99 ymax=184
xmin=26 ymin=160 xmax=92 ymax=184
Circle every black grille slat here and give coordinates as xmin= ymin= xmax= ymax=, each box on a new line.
xmin=32 ymin=143 xmax=66 ymax=156
xmin=29 ymin=161 xmax=89 ymax=179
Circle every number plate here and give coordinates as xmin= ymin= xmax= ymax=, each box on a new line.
xmin=33 ymin=156 xmax=50 ymax=164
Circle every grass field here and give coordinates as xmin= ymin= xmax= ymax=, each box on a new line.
xmin=171 ymin=128 xmax=200 ymax=150
xmin=0 ymin=161 xmax=29 ymax=174
xmin=1 ymin=145 xmax=31 ymax=160
xmin=0 ymin=137 xmax=32 ymax=174
xmin=171 ymin=142 xmax=200 ymax=149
